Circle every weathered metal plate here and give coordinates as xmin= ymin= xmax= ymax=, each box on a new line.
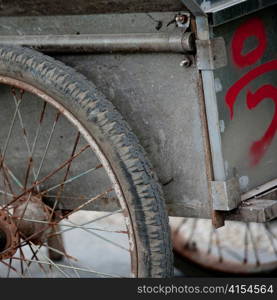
xmin=0 ymin=13 xmax=213 ymax=218
xmin=212 ymin=6 xmax=277 ymax=196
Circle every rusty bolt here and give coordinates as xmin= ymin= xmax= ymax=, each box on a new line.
xmin=180 ymin=57 xmax=191 ymax=68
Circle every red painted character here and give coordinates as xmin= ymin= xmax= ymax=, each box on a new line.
xmin=225 ymin=17 xmax=277 ymax=166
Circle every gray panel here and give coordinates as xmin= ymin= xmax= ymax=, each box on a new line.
xmin=57 ymin=53 xmax=211 ymax=218
xmin=212 ymin=6 xmax=277 ymax=194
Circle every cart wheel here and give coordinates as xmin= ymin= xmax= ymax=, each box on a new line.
xmin=170 ymin=217 xmax=277 ymax=275
xmin=0 ymin=45 xmax=173 ymax=278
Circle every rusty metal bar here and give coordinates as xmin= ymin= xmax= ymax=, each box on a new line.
xmin=0 ymin=31 xmax=195 ymax=54
xmin=224 ymin=199 xmax=277 ymax=223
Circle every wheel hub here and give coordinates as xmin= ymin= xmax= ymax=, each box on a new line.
xmin=0 ymin=209 xmax=19 ymax=260
xmin=13 ymin=194 xmax=51 ymax=244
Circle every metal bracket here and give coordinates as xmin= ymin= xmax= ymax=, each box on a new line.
xmin=196 ymin=37 xmax=227 ymax=70
xmin=211 ymin=177 xmax=241 ymax=211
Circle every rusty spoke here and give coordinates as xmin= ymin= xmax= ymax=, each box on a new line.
xmin=42 ymin=164 xmax=103 ymax=196
xmin=6 ymin=258 xmax=14 ymax=277
xmin=1 ymin=164 xmax=15 ymax=196
xmin=34 ymin=111 xmax=61 ymax=183
xmin=24 ymin=243 xmax=43 ymax=270
xmin=57 ymin=187 xmax=114 ymax=221
xmin=26 ymin=242 xmax=50 ymax=276
xmin=29 ymin=242 xmax=70 ymax=277
xmin=3 ymin=163 xmax=23 ymax=190
xmin=18 ymin=246 xmax=33 ymax=277
xmin=12 ymin=91 xmax=39 ymax=190
xmin=2 ymin=144 xmax=90 ymax=210
xmin=49 ymin=131 xmax=81 ymax=220
xmin=1 ymin=260 xmax=20 ymax=277
xmin=0 ymin=89 xmax=23 ymax=171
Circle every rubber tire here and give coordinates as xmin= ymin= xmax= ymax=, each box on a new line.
xmin=0 ymin=45 xmax=173 ymax=278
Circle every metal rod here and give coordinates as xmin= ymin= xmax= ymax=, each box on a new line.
xmin=0 ymin=31 xmax=195 ymax=54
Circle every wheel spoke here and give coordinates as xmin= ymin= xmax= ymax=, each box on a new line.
xmin=43 ymin=164 xmax=103 ymax=195
xmin=26 ymin=242 xmax=52 ymax=276
xmin=13 ymin=256 xmax=120 ymax=278
xmin=18 ymin=246 xmax=33 ymax=277
xmin=0 ymin=89 xmax=23 ymax=170
xmin=2 ymin=144 xmax=90 ymax=209
xmin=48 ymin=210 xmax=124 ymax=237
xmin=34 ymin=111 xmax=61 ymax=183
xmin=57 ymin=187 xmax=114 ymax=221
xmin=29 ymin=242 xmax=71 ymax=278
xmin=0 ymin=163 xmax=15 ymax=196
xmin=1 ymin=260 xmax=22 ymax=277
xmin=6 ymin=258 xmax=14 ymax=277
xmin=12 ymin=92 xmax=39 ymax=189
xmin=4 ymin=164 xmax=23 ymax=190
xmin=67 ymin=218 xmax=129 ymax=252
xmin=49 ymin=131 xmax=81 ymax=220
xmin=19 ymin=217 xmax=127 ymax=234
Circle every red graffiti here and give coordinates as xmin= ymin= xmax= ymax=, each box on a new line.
xmin=232 ymin=18 xmax=267 ymax=68
xmin=225 ymin=17 xmax=277 ymax=166
xmin=226 ymin=60 xmax=277 ymax=119
xmin=246 ymin=85 xmax=277 ymax=166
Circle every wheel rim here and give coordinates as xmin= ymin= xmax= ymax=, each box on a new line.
xmin=171 ymin=217 xmax=277 ymax=274
xmin=0 ymin=76 xmax=138 ymax=277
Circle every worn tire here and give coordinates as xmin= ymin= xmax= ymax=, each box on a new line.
xmin=0 ymin=45 xmax=173 ymax=277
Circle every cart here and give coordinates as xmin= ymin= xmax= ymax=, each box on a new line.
xmin=0 ymin=0 xmax=276 ymax=277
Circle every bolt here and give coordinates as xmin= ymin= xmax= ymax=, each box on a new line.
xmin=180 ymin=57 xmax=191 ymax=68
xmin=176 ymin=15 xmax=188 ymax=24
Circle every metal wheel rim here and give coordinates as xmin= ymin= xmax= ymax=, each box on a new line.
xmin=171 ymin=217 xmax=277 ymax=274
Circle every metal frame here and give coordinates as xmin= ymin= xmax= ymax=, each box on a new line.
xmin=0 ymin=1 xmax=276 ymax=222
